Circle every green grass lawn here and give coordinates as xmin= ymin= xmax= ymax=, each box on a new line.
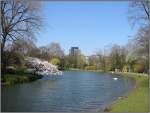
xmin=109 ymin=72 xmax=149 ymax=112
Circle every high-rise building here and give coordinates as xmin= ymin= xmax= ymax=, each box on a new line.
xmin=70 ymin=47 xmax=79 ymax=56
xmin=69 ymin=47 xmax=79 ymax=68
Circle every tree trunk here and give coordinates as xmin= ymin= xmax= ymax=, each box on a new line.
xmin=1 ymin=36 xmax=7 ymax=76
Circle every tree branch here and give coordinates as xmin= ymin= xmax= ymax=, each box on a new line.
xmin=141 ymin=2 xmax=149 ymax=19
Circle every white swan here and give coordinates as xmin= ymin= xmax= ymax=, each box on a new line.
xmin=113 ymin=77 xmax=118 ymax=80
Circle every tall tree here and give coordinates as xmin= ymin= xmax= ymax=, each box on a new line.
xmin=39 ymin=46 xmax=49 ymax=60
xmin=110 ymin=45 xmax=127 ymax=71
xmin=1 ymin=0 xmax=42 ymax=54
xmin=95 ymin=50 xmax=106 ymax=71
xmin=47 ymin=42 xmax=64 ymax=59
xmin=134 ymin=26 xmax=149 ymax=73
xmin=135 ymin=26 xmax=149 ymax=58
xmin=76 ymin=51 xmax=86 ymax=69
xmin=127 ymin=0 xmax=149 ymax=74
xmin=1 ymin=0 xmax=42 ymax=74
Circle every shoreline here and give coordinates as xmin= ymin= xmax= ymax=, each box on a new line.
xmin=103 ymin=72 xmax=148 ymax=112
xmin=103 ymin=72 xmax=138 ymax=112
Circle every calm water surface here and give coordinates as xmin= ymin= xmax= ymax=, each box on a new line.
xmin=2 ymin=71 xmax=135 ymax=112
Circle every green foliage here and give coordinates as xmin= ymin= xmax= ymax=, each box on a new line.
xmin=3 ymin=74 xmax=42 ymax=85
xmin=4 ymin=51 xmax=25 ymax=67
xmin=133 ymin=64 xmax=145 ymax=73
xmin=65 ymin=49 xmax=86 ymax=69
xmin=109 ymin=45 xmax=127 ymax=71
xmin=50 ymin=58 xmax=61 ymax=66
xmin=122 ymin=65 xmax=128 ymax=72
xmin=84 ymin=66 xmax=96 ymax=70
xmin=64 ymin=55 xmax=70 ymax=68
xmin=77 ymin=53 xmax=86 ymax=69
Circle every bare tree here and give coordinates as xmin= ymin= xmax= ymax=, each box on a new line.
xmin=0 ymin=0 xmax=42 ymax=75
xmin=128 ymin=0 xmax=149 ymax=27
xmin=47 ymin=42 xmax=65 ymax=59
xmin=135 ymin=26 xmax=149 ymax=56
xmin=126 ymin=25 xmax=149 ymax=73
xmin=127 ymin=0 xmax=149 ymax=74
xmin=39 ymin=46 xmax=49 ymax=60
xmin=135 ymin=26 xmax=149 ymax=73
xmin=1 ymin=0 xmax=42 ymax=58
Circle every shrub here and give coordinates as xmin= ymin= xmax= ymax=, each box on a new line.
xmin=50 ymin=58 xmax=61 ymax=66
xmin=84 ymin=65 xmax=96 ymax=70
xmin=3 ymin=74 xmax=42 ymax=85
xmin=133 ymin=63 xmax=145 ymax=73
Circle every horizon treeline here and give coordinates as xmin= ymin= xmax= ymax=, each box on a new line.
xmin=1 ymin=0 xmax=149 ymax=75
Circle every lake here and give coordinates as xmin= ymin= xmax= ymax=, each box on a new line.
xmin=2 ymin=71 xmax=135 ymax=112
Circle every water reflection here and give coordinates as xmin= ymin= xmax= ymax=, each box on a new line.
xmin=2 ymin=71 xmax=134 ymax=112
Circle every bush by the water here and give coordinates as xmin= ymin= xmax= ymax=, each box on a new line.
xmin=84 ymin=66 xmax=96 ymax=70
xmin=3 ymin=74 xmax=42 ymax=85
xmin=6 ymin=66 xmax=26 ymax=74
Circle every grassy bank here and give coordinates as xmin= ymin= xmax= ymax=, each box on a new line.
xmin=67 ymin=68 xmax=82 ymax=71
xmin=105 ymin=72 xmax=149 ymax=112
xmin=2 ymin=73 xmax=42 ymax=85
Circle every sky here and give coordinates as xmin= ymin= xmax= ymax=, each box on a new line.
xmin=36 ymin=1 xmax=138 ymax=56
